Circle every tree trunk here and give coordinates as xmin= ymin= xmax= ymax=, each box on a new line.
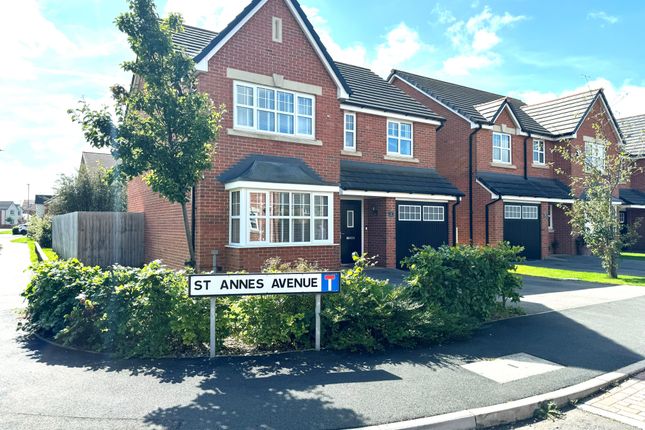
xmin=180 ymin=202 xmax=195 ymax=267
xmin=608 ymin=253 xmax=618 ymax=279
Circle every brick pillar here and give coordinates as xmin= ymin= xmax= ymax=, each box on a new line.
xmin=384 ymin=198 xmax=397 ymax=268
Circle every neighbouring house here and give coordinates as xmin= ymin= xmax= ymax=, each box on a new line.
xmin=0 ymin=201 xmax=21 ymax=226
xmin=128 ymin=0 xmax=463 ymax=271
xmin=34 ymin=194 xmax=53 ymax=217
xmin=618 ymin=114 xmax=645 ymax=251
xmin=389 ymin=70 xmax=624 ymax=259
xmin=80 ymin=151 xmax=116 ymax=174
xmin=22 ymin=199 xmax=35 ymax=216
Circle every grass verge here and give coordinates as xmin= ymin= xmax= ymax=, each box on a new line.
xmin=0 ymin=229 xmax=11 ymax=235
xmin=11 ymin=237 xmax=58 ymax=264
xmin=621 ymin=252 xmax=645 ymax=261
xmin=514 ymin=264 xmax=645 ymax=286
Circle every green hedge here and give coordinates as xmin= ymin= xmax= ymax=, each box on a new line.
xmin=21 ymin=244 xmax=523 ymax=357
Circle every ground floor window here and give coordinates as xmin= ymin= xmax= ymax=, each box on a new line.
xmin=229 ymin=189 xmax=333 ymax=246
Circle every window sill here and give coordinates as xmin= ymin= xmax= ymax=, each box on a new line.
xmin=341 ymin=150 xmax=362 ymax=157
xmin=532 ymin=163 xmax=549 ymax=169
xmin=227 ymin=128 xmax=323 ymax=146
xmin=226 ymin=242 xmax=339 ymax=249
xmin=384 ymin=154 xmax=419 ymax=163
xmin=490 ymin=162 xmax=517 ymax=169
xmin=548 ymin=228 xmax=555 ymax=233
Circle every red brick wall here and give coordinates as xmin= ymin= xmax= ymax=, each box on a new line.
xmin=626 ymin=208 xmax=645 ymax=251
xmin=630 ymin=159 xmax=645 ymax=190
xmin=364 ymin=197 xmax=397 ymax=267
xmin=548 ymin=203 xmax=575 ymax=255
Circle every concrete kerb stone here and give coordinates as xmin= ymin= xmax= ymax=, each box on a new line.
xmin=354 ymin=359 xmax=645 ymax=430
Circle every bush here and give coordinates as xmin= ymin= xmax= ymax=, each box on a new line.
xmin=403 ymin=243 xmax=524 ymax=325
xmin=27 ymin=215 xmax=52 ymax=247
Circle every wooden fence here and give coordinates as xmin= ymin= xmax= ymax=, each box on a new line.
xmin=53 ymin=212 xmax=144 ymax=267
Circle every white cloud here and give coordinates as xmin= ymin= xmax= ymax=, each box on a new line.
xmin=442 ymin=54 xmax=498 ymax=77
xmin=371 ymin=23 xmax=427 ymax=77
xmin=587 ymin=11 xmax=619 ymax=25
xmin=163 ymin=0 xmax=249 ymax=31
xmin=472 ymin=29 xmax=500 ymax=52
xmin=431 ymin=4 xmax=456 ymax=25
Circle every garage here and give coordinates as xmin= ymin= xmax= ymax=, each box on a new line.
xmin=396 ymin=201 xmax=448 ymax=268
xmin=503 ymin=203 xmax=541 ymax=260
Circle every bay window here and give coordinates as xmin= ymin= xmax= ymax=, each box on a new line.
xmin=234 ymin=82 xmax=315 ymax=138
xmin=229 ymin=189 xmax=333 ymax=246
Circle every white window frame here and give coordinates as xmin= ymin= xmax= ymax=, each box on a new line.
xmin=585 ymin=140 xmax=606 ymax=171
xmin=533 ymin=139 xmax=545 ymax=165
xmin=398 ymin=205 xmax=421 ymax=221
xmin=504 ymin=205 xmax=522 ymax=219
xmin=423 ymin=206 xmax=444 ymax=222
xmin=522 ymin=206 xmax=538 ymax=220
xmin=344 ymin=112 xmax=356 ymax=151
xmin=233 ymin=81 xmax=316 ymax=139
xmin=230 ymin=191 xmax=241 ymax=244
xmin=493 ymin=132 xmax=512 ymax=164
xmin=619 ymin=211 xmax=626 ymax=224
xmin=387 ymin=120 xmax=413 ymax=157
xmin=228 ymin=189 xmax=333 ymax=247
xmin=548 ymin=204 xmax=554 ymax=231
xmin=346 ymin=209 xmax=355 ymax=228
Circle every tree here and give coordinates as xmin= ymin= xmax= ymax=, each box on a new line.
xmin=69 ymin=0 xmax=222 ymax=267
xmin=554 ymin=122 xmax=642 ymax=278
xmin=48 ymin=166 xmax=126 ymax=215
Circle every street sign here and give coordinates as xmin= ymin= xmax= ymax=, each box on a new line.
xmin=189 ymin=272 xmax=341 ymax=297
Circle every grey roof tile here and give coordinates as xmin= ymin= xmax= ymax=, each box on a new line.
xmin=521 ymin=90 xmax=598 ymax=136
xmin=0 ymin=201 xmax=15 ymax=210
xmin=618 ymin=115 xmax=645 ymax=157
xmin=35 ymin=195 xmax=53 ymax=205
xmin=620 ymin=188 xmax=645 ymax=206
xmin=477 ymin=171 xmax=571 ymax=200
xmin=341 ymin=160 xmax=463 ymax=196
xmin=170 ymin=23 xmax=218 ymax=58
xmin=81 ymin=152 xmax=116 ymax=174
xmin=218 ymin=155 xmax=332 ymax=186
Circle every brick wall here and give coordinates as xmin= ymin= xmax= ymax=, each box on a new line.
xmin=626 ymin=208 xmax=645 ymax=251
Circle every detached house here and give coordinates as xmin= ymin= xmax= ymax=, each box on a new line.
xmin=618 ymin=114 xmax=645 ymax=251
xmin=0 ymin=202 xmax=21 ymax=226
xmin=389 ymin=70 xmax=624 ymax=259
xmin=128 ymin=0 xmax=463 ymax=271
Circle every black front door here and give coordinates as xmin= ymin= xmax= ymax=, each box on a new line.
xmin=503 ymin=203 xmax=541 ymax=260
xmin=341 ymin=200 xmax=362 ymax=264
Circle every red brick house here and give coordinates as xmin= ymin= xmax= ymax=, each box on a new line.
xmin=389 ymin=70 xmax=625 ymax=259
xmin=618 ymin=114 xmax=645 ymax=251
xmin=128 ymin=0 xmax=463 ymax=271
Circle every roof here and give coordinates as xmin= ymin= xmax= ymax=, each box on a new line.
xmin=336 ymin=62 xmax=443 ymax=121
xmin=390 ymin=70 xmax=550 ymax=135
xmin=619 ymin=188 xmax=645 ymax=206
xmin=521 ymin=90 xmax=599 ymax=136
xmin=0 ymin=201 xmax=15 ymax=210
xmin=218 ymin=154 xmax=331 ymax=186
xmin=81 ymin=152 xmax=117 ymax=174
xmin=35 ymin=195 xmax=53 ymax=205
xmin=340 ymin=160 xmax=463 ymax=196
xmin=477 ymin=171 xmax=571 ymax=200
xmin=170 ymin=23 xmax=218 ymax=58
xmin=618 ymin=115 xmax=645 ymax=157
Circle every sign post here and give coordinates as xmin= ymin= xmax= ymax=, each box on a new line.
xmin=189 ymin=271 xmax=341 ymax=357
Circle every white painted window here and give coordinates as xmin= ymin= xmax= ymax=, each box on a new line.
xmin=619 ymin=212 xmax=626 ymax=224
xmin=229 ymin=189 xmax=333 ymax=246
xmin=234 ymin=82 xmax=315 ymax=138
xmin=504 ymin=205 xmax=522 ymax=219
xmin=423 ymin=206 xmax=444 ymax=222
xmin=585 ymin=141 xmax=606 ymax=171
xmin=493 ymin=132 xmax=511 ymax=164
xmin=548 ymin=204 xmax=554 ymax=230
xmin=533 ymin=140 xmax=545 ymax=165
xmin=346 ymin=209 xmax=354 ymax=228
xmin=522 ymin=206 xmax=538 ymax=220
xmin=398 ymin=205 xmax=421 ymax=221
xmin=344 ymin=112 xmax=356 ymax=151
xmin=272 ymin=17 xmax=282 ymax=43
xmin=387 ymin=120 xmax=413 ymax=157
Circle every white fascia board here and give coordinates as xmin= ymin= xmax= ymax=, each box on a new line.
xmin=340 ymin=189 xmax=456 ymax=201
xmin=517 ymin=131 xmax=555 ymax=141
xmin=623 ymin=204 xmax=645 ymax=209
xmin=503 ymin=196 xmax=574 ymax=204
xmin=389 ymin=74 xmax=477 ymax=127
xmin=493 ymin=103 xmax=522 ymax=129
xmin=225 ymin=181 xmax=339 ymax=193
xmin=339 ymin=104 xmax=442 ymax=126
xmin=476 ymin=179 xmax=499 ymax=199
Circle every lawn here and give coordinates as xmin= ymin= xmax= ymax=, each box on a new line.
xmin=514 ymin=264 xmax=645 ymax=287
xmin=0 ymin=229 xmax=11 ymax=235
xmin=621 ymin=252 xmax=645 ymax=261
xmin=11 ymin=237 xmax=58 ymax=264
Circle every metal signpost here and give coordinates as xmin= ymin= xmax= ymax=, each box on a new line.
xmin=189 ymin=271 xmax=341 ymax=358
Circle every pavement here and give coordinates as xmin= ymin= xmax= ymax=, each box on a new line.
xmin=1 ymin=234 xmax=645 ymax=429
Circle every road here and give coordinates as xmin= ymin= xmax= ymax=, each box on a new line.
xmin=1 ymin=233 xmax=644 ymax=429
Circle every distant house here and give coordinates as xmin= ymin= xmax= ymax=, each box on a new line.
xmin=80 ymin=151 xmax=116 ymax=175
xmin=22 ymin=199 xmax=35 ymax=216
xmin=0 ymin=201 xmax=21 ymax=225
xmin=34 ymin=195 xmax=53 ymax=217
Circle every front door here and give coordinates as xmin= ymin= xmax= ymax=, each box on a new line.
xmin=341 ymin=200 xmax=362 ymax=264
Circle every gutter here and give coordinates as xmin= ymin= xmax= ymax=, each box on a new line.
xmin=485 ymin=195 xmax=503 ymax=244
xmin=452 ymin=196 xmax=461 ymax=246
xmin=468 ymin=125 xmax=482 ymax=244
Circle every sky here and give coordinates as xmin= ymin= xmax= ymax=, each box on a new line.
xmin=1 ymin=0 xmax=644 ymax=203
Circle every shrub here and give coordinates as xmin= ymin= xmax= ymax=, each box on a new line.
xmin=403 ymin=243 xmax=524 ymax=325
xmin=27 ymin=215 xmax=52 ymax=247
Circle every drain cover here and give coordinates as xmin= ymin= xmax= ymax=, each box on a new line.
xmin=462 ymin=353 xmax=563 ymax=383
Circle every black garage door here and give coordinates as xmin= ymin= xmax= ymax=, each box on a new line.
xmin=396 ymin=201 xmax=448 ymax=269
xmin=503 ymin=203 xmax=541 ymax=260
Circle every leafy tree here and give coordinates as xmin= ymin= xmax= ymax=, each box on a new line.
xmin=554 ymin=123 xmax=642 ymax=278
xmin=69 ymin=0 xmax=222 ymax=266
xmin=48 ymin=166 xmax=126 ymax=215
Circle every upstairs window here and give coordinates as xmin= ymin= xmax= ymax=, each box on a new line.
xmin=344 ymin=112 xmax=356 ymax=151
xmin=387 ymin=120 xmax=413 ymax=157
xmin=585 ymin=141 xmax=606 ymax=171
xmin=493 ymin=132 xmax=511 ymax=164
xmin=533 ymin=140 xmax=545 ymax=165
xmin=234 ymin=82 xmax=315 ymax=138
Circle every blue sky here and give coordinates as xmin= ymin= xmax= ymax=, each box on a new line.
xmin=1 ymin=0 xmax=644 ymax=203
